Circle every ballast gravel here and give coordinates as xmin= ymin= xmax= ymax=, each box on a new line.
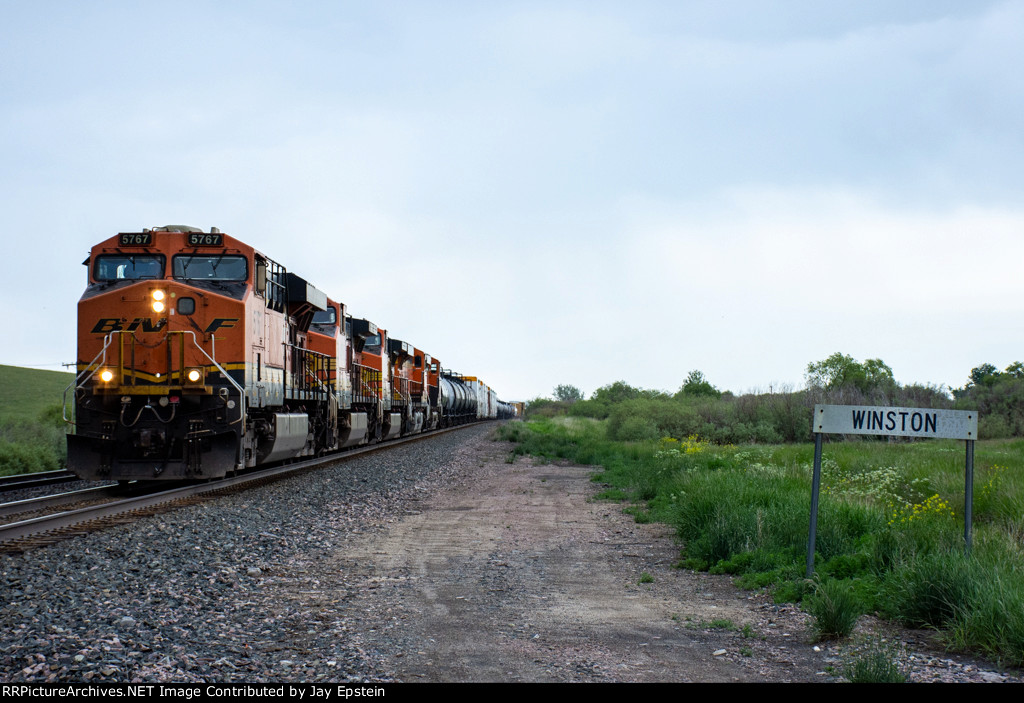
xmin=1 ymin=426 xmax=494 ymax=683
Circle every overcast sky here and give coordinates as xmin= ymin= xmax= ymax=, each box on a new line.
xmin=2 ymin=1 xmax=1022 ymax=401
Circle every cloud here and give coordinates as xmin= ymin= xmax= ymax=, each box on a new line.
xmin=603 ymin=186 xmax=1024 ymax=391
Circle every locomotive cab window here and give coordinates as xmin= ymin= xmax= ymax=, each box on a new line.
xmin=94 ymin=255 xmax=166 ymax=281
xmin=364 ymin=334 xmax=382 ymax=353
xmin=311 ymin=307 xmax=337 ymax=333
xmin=172 ymin=255 xmax=248 ymax=281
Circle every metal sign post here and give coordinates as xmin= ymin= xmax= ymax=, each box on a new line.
xmin=806 ymin=405 xmax=978 ymax=576
xmin=806 ymin=432 xmax=823 ymax=578
xmin=965 ymin=439 xmax=974 ymax=553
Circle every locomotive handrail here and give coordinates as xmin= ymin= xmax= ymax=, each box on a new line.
xmin=177 ymin=330 xmax=246 ymax=430
xmin=62 ymin=333 xmax=118 ymax=424
xmin=179 ymin=329 xmax=247 ymax=472
xmin=64 ymin=326 xmax=248 ymax=473
xmin=284 ymin=343 xmax=332 ymax=387
xmin=392 ymin=377 xmax=411 ymax=405
xmin=351 ymin=363 xmax=381 ymax=403
xmin=284 ymin=343 xmax=334 ymax=401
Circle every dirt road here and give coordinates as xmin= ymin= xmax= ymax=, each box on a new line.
xmin=317 ymin=430 xmax=830 ymax=682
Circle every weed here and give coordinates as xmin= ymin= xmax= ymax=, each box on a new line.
xmin=807 ymin=579 xmax=862 ymax=640
xmin=706 ymin=618 xmax=735 ymax=630
xmin=842 ymin=636 xmax=910 ymax=683
xmin=639 ymin=572 xmax=654 ymax=584
xmin=623 ymin=506 xmax=652 ymax=523
xmin=594 ymin=487 xmax=628 ymax=502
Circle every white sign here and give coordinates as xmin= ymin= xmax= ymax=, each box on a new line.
xmin=813 ymin=404 xmax=978 ymax=440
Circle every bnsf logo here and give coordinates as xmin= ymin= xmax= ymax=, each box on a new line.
xmin=91 ymin=318 xmax=238 ymax=334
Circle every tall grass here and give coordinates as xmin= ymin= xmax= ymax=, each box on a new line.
xmin=497 ymin=419 xmax=1024 ymax=665
xmin=807 ymin=579 xmax=862 ymax=640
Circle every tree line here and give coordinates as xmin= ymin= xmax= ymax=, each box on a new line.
xmin=533 ymin=353 xmax=1022 ymax=441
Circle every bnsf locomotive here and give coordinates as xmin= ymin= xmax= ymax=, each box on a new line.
xmin=66 ymin=225 xmax=514 ymax=481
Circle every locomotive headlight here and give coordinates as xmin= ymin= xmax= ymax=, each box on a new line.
xmin=99 ymin=369 xmax=114 ymax=383
xmin=152 ymin=300 xmax=166 ymax=313
xmin=152 ymin=289 xmax=166 ymax=313
xmin=186 ymin=368 xmax=203 ymax=384
xmin=152 ymin=290 xmax=165 ymax=301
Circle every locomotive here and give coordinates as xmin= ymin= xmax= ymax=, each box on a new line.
xmin=66 ymin=225 xmax=514 ymax=481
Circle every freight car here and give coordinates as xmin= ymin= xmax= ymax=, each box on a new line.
xmin=65 ymin=225 xmax=515 ymax=481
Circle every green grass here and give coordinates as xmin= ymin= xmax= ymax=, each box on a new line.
xmin=0 ymin=364 xmax=74 ymax=421
xmin=0 ymin=364 xmax=73 ymax=476
xmin=498 ymin=417 xmax=1024 ymax=666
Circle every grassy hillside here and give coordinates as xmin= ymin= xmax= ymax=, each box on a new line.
xmin=0 ymin=364 xmax=74 ymax=421
xmin=0 ymin=364 xmax=74 ymax=475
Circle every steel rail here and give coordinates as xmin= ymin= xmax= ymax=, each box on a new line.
xmin=0 ymin=485 xmax=116 ymax=520
xmin=0 ymin=470 xmax=78 ymax=492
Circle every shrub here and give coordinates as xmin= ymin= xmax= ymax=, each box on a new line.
xmin=614 ymin=415 xmax=660 ymax=442
xmin=0 ymin=409 xmax=67 ymax=476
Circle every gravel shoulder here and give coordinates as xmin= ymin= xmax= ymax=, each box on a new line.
xmin=1 ymin=424 xmax=1019 ymax=683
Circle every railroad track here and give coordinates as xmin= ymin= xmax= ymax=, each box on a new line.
xmin=0 ymin=484 xmax=124 ymax=521
xmin=0 ymin=423 xmax=480 ymax=554
xmin=0 ymin=469 xmax=78 ymax=493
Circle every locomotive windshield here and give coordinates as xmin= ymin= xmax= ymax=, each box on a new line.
xmin=94 ymin=254 xmax=166 ymax=280
xmin=172 ymin=255 xmax=248 ymax=281
xmin=311 ymin=307 xmax=337 ymax=334
xmin=312 ymin=308 xmax=336 ymax=325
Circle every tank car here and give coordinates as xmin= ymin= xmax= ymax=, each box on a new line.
xmin=66 ymin=225 xmax=509 ymax=481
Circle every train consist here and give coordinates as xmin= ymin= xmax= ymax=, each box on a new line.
xmin=66 ymin=225 xmax=514 ymax=481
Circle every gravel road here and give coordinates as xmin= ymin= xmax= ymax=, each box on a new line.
xmin=0 ymin=424 xmax=1018 ymax=683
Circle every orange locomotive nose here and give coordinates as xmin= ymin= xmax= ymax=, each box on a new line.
xmin=69 ymin=227 xmax=250 ymax=479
